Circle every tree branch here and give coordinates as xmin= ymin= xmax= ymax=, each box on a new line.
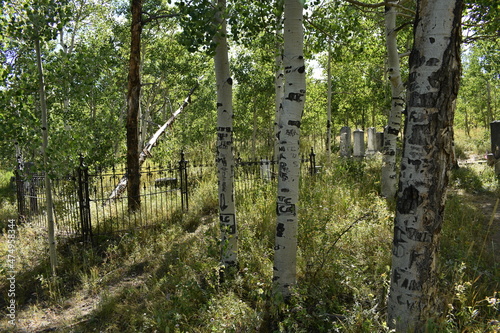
xmin=142 ymin=11 xmax=180 ymax=25
xmin=304 ymin=16 xmax=336 ymax=40
xmin=342 ymin=0 xmax=416 ymax=15
xmin=394 ymin=20 xmax=412 ymax=32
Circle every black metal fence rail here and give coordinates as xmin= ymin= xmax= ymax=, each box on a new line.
xmin=15 ymin=149 xmax=318 ymax=241
xmin=86 ymin=163 xmax=183 ymax=236
xmin=15 ymin=171 xmax=82 ymax=236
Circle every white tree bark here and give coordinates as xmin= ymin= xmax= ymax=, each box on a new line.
xmin=274 ymin=9 xmax=284 ymax=163
xmin=381 ymin=2 xmax=404 ymax=198
xmin=273 ymin=0 xmax=305 ymax=297
xmin=326 ymin=43 xmax=333 ymax=163
xmin=214 ymin=0 xmax=237 ymax=268
xmin=387 ymin=0 xmax=462 ymax=330
xmin=35 ymin=38 xmax=57 ymax=276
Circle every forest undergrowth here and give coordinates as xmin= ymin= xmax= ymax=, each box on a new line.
xmin=0 ymin=129 xmax=499 ymax=332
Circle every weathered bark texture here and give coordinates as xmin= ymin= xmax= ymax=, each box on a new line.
xmin=387 ymin=0 xmax=462 ymax=331
xmin=381 ymin=2 xmax=404 ymax=199
xmin=214 ymin=0 xmax=237 ymax=268
xmin=126 ymin=0 xmax=142 ymax=211
xmin=35 ymin=38 xmax=57 ymax=276
xmin=273 ymin=0 xmax=305 ymax=297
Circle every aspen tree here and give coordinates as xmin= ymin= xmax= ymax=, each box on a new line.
xmin=273 ymin=0 xmax=306 ymax=297
xmin=214 ymin=0 xmax=238 ymax=268
xmin=381 ymin=2 xmax=405 ymax=198
xmin=35 ymin=38 xmax=57 ymax=276
xmin=388 ymin=0 xmax=462 ymax=330
xmin=6 ymin=0 xmax=71 ymax=277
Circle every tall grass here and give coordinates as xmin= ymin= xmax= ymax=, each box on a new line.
xmin=0 ymin=150 xmax=499 ymax=332
xmin=0 ymin=170 xmax=17 ymax=229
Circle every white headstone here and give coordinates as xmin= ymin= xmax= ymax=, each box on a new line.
xmin=340 ymin=126 xmax=351 ymax=157
xmin=353 ymin=129 xmax=365 ymax=158
xmin=366 ymin=127 xmax=377 ymax=155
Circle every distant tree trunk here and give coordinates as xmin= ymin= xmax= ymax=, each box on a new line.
xmin=252 ymin=96 xmax=258 ymax=159
xmin=126 ymin=0 xmax=142 ymax=212
xmin=387 ymin=0 xmax=462 ymax=330
xmin=35 ymin=38 xmax=57 ymax=276
xmin=326 ymin=42 xmax=333 ymax=163
xmin=381 ymin=2 xmax=404 ymax=199
xmin=273 ymin=0 xmax=306 ymax=298
xmin=214 ymin=0 xmax=237 ymax=268
xmin=486 ymin=80 xmax=493 ymax=124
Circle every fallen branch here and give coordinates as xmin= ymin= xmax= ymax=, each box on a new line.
xmin=106 ymin=79 xmax=201 ymax=204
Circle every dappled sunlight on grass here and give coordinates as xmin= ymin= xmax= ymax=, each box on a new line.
xmin=1 ymin=151 xmax=499 ymax=332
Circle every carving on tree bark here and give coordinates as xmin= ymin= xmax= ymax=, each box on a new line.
xmin=387 ymin=0 xmax=462 ymax=330
xmin=273 ymin=0 xmax=306 ymax=297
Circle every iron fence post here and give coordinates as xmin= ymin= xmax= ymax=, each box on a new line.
xmin=179 ymin=151 xmax=189 ymax=211
xmin=309 ymin=147 xmax=316 ymax=176
xmin=14 ymin=145 xmax=25 ymax=221
xmin=15 ymin=169 xmax=25 ymax=220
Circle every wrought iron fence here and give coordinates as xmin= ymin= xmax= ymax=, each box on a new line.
xmin=15 ymin=148 xmax=318 ymax=242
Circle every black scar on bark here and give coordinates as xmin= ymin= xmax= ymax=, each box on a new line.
xmin=413 ymin=49 xmax=426 ymax=67
xmin=276 ymin=223 xmax=285 ymax=237
xmin=387 ymin=126 xmax=399 ymax=135
xmin=407 ymin=159 xmax=422 ymax=167
xmin=217 ymin=102 xmax=223 ymax=107
xmin=426 ymin=58 xmax=440 ymax=66
xmin=397 ymin=185 xmax=421 ymax=214
xmin=409 ymin=91 xmax=439 ymax=108
xmin=297 ymin=66 xmax=305 ymax=73
xmin=288 ymin=120 xmax=301 ymax=128
xmin=393 ymin=225 xmax=406 ymax=246
xmin=408 ymin=124 xmax=430 ymax=146
xmin=429 ymin=37 xmax=435 ymax=44
xmin=406 ymin=158 xmax=424 ymax=173
xmin=227 ymin=77 xmax=233 ymax=85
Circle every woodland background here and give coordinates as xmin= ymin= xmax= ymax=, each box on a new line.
xmin=0 ymin=0 xmax=499 ymax=332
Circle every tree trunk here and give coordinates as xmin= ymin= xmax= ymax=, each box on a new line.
xmin=35 ymin=38 xmax=57 ymax=276
xmin=126 ymin=0 xmax=142 ymax=212
xmin=464 ymin=106 xmax=470 ymax=137
xmin=274 ymin=10 xmax=284 ymax=163
xmin=326 ymin=43 xmax=333 ymax=163
xmin=252 ymin=96 xmax=258 ymax=159
xmin=387 ymin=0 xmax=462 ymax=330
xmin=486 ymin=79 xmax=493 ymax=124
xmin=381 ymin=2 xmax=405 ymax=199
xmin=214 ymin=0 xmax=238 ymax=268
xmin=273 ymin=0 xmax=305 ymax=298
